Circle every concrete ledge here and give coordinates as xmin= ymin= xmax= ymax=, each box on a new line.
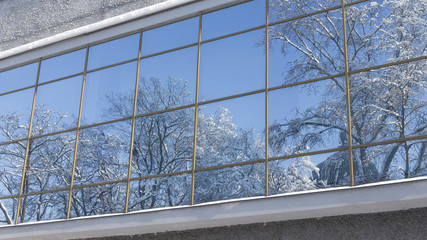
xmin=1 ymin=177 xmax=427 ymax=240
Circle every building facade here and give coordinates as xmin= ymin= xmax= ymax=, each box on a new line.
xmin=0 ymin=0 xmax=426 ymax=238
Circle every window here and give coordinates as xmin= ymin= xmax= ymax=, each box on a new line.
xmin=0 ymin=0 xmax=426 ymax=225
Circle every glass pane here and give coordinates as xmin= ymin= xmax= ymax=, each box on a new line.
xmin=26 ymin=132 xmax=75 ymax=193
xmin=199 ymin=29 xmax=265 ymax=101
xmin=39 ymin=49 xmax=86 ymax=83
xmin=0 ymin=63 xmax=38 ymax=94
xmin=0 ymin=142 xmax=26 ymax=197
xmin=349 ymin=60 xmax=427 ymax=146
xmin=137 ymin=46 xmax=197 ymax=115
xmin=87 ymin=33 xmax=139 ymax=70
xmin=81 ymin=61 xmax=137 ymax=125
xmin=0 ymin=88 xmax=34 ymax=143
xmin=70 ymin=183 xmax=126 ymax=217
xmin=269 ymin=78 xmax=347 ymax=158
xmin=128 ymin=174 xmax=191 ymax=211
xmin=33 ymin=76 xmax=82 ymax=135
xmin=19 ymin=191 xmax=68 ymax=223
xmin=269 ymin=9 xmax=344 ymax=87
xmin=141 ymin=17 xmax=198 ymax=56
xmin=75 ymin=121 xmax=131 ymax=186
xmin=202 ymin=0 xmax=265 ymax=40
xmin=132 ymin=108 xmax=194 ymax=178
xmin=346 ymin=0 xmax=427 ymax=71
xmin=269 ymin=151 xmax=350 ymax=195
xmin=194 ymin=163 xmax=264 ymax=204
xmin=0 ymin=198 xmax=18 ymax=225
xmin=269 ymin=0 xmax=341 ymax=23
xmin=354 ymin=140 xmax=427 ymax=185
xmin=197 ymin=94 xmax=265 ymax=169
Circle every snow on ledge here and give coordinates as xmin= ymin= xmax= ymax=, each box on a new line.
xmin=1 ymin=177 xmax=427 ymax=240
xmin=0 ymin=0 xmax=196 ymax=60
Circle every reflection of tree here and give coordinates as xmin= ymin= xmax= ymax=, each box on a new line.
xmin=269 ymin=0 xmax=427 ymax=185
xmin=0 ymin=106 xmax=73 ymax=223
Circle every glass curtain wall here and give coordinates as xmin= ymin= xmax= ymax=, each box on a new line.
xmin=0 ymin=0 xmax=426 ymax=225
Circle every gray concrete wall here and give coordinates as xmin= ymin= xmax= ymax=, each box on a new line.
xmin=83 ymin=207 xmax=427 ymax=240
xmin=0 ymin=0 xmax=169 ymax=51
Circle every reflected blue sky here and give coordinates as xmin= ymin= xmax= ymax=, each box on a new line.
xmin=141 ymin=17 xmax=198 ymax=56
xmin=0 ymin=63 xmax=38 ymax=94
xmin=39 ymin=49 xmax=86 ymax=83
xmin=202 ymin=0 xmax=265 ymax=40
xmin=87 ymin=33 xmax=139 ymax=70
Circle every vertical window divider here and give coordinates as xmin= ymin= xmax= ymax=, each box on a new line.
xmin=66 ymin=46 xmax=90 ymax=219
xmin=124 ymin=31 xmax=143 ymax=213
xmin=15 ymin=59 xmax=42 ymax=224
xmin=341 ymin=0 xmax=354 ymax=187
xmin=190 ymin=13 xmax=203 ymax=206
xmin=264 ymin=0 xmax=269 ymax=197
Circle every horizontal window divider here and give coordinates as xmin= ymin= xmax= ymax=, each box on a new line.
xmin=352 ymin=135 xmax=427 ymax=150
xmin=134 ymin=104 xmax=196 ymax=119
xmin=72 ymin=179 xmax=129 ymax=190
xmin=198 ymin=89 xmax=266 ymax=106
xmin=130 ymin=170 xmax=193 ymax=182
xmin=0 ymin=195 xmax=19 ymax=200
xmin=37 ymin=72 xmax=85 ymax=87
xmin=29 ymin=127 xmax=79 ymax=140
xmin=348 ymin=55 xmax=427 ymax=75
xmin=19 ymin=187 xmax=71 ymax=198
xmin=268 ymin=146 xmax=350 ymax=162
xmin=140 ymin=42 xmax=199 ymax=59
xmin=195 ymin=159 xmax=266 ymax=173
xmin=200 ymin=24 xmax=265 ymax=45
xmin=0 ymin=138 xmax=28 ymax=146
xmin=344 ymin=0 xmax=371 ymax=7
xmin=85 ymin=57 xmax=139 ymax=74
xmin=0 ymin=85 xmax=37 ymax=97
xmin=267 ymin=73 xmax=346 ymax=92
xmin=78 ymin=116 xmax=134 ymax=131
xmin=268 ymin=4 xmax=343 ymax=28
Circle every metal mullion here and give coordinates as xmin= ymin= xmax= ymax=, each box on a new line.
xmin=85 ymin=57 xmax=138 ymax=75
xmin=341 ymin=0 xmax=354 ymax=187
xmin=140 ymin=42 xmax=198 ymax=60
xmin=36 ymin=72 xmax=85 ymax=87
xmin=268 ymin=146 xmax=350 ymax=163
xmin=267 ymin=73 xmax=346 ymax=92
xmin=130 ymin=170 xmax=193 ymax=182
xmin=190 ymin=13 xmax=202 ymax=206
xmin=77 ymin=116 xmax=133 ymax=131
xmin=344 ymin=0 xmax=370 ymax=7
xmin=27 ymin=127 xmax=78 ymax=142
xmin=268 ymin=5 xmax=343 ymax=28
xmin=133 ymin=104 xmax=196 ymax=119
xmin=72 ymin=179 xmax=128 ymax=190
xmin=200 ymin=24 xmax=265 ymax=45
xmin=0 ymin=139 xmax=27 ymax=147
xmin=264 ymin=0 xmax=269 ymax=197
xmin=352 ymin=134 xmax=427 ymax=150
xmin=66 ymin=46 xmax=90 ymax=219
xmin=0 ymin=85 xmax=37 ymax=97
xmin=348 ymin=55 xmax=427 ymax=76
xmin=195 ymin=159 xmax=266 ymax=174
xmin=19 ymin=187 xmax=70 ymax=198
xmin=15 ymin=59 xmax=41 ymax=224
xmin=124 ymin=31 xmax=143 ymax=213
xmin=0 ymin=195 xmax=19 ymax=200
xmin=198 ymin=89 xmax=265 ymax=106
